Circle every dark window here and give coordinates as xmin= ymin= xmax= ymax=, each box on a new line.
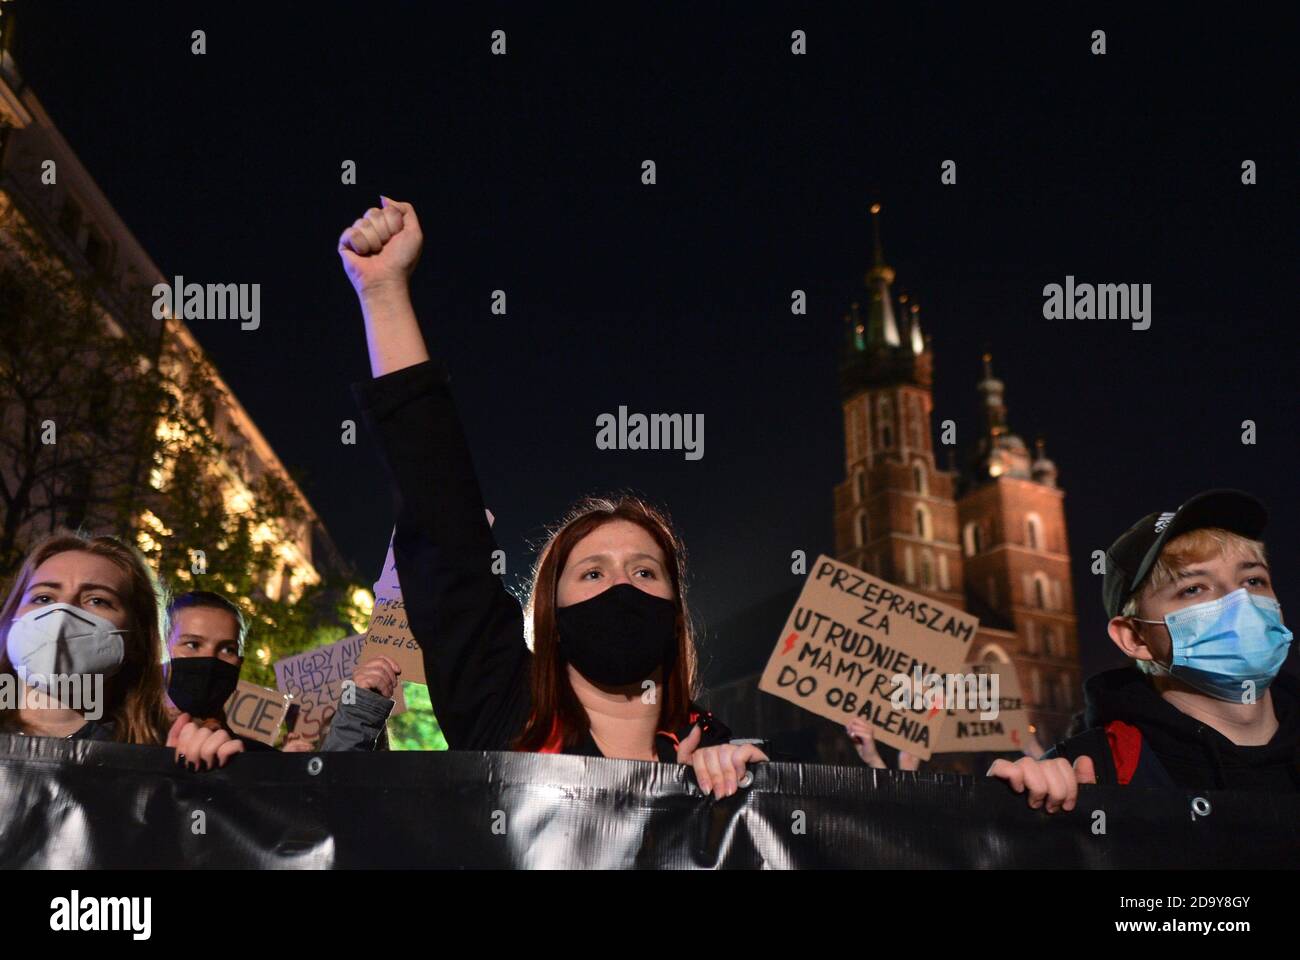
xmin=84 ymin=233 xmax=111 ymax=277
xmin=58 ymin=199 xmax=81 ymax=238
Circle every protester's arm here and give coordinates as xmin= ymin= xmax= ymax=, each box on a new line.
xmin=846 ymin=718 xmax=921 ymax=770
xmin=319 ymin=688 xmax=394 ymax=751
xmin=319 ymin=656 xmax=400 ymax=752
xmin=339 ymin=201 xmax=531 ymax=751
xmin=338 ymin=197 xmax=427 ymax=378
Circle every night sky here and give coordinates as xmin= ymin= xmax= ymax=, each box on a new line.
xmin=12 ymin=3 xmax=1297 ymax=682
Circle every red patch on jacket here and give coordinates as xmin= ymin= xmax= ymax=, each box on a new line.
xmin=1105 ymin=719 xmax=1143 ymax=785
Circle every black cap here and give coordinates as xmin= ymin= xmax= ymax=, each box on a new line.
xmin=1102 ymin=489 xmax=1268 ymax=619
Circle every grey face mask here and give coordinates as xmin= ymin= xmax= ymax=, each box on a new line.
xmin=5 ymin=603 xmax=126 ymax=692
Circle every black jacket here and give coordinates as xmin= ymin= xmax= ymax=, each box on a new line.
xmin=3 ymin=719 xmax=116 ymax=741
xmin=1047 ymin=666 xmax=1300 ymax=791
xmin=353 ymin=360 xmax=734 ymax=762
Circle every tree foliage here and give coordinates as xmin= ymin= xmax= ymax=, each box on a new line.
xmin=0 ymin=210 xmax=370 ymax=691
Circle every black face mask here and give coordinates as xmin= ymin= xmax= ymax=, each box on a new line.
xmin=167 ymin=656 xmax=242 ymax=717
xmin=555 ymin=583 xmax=679 ymax=686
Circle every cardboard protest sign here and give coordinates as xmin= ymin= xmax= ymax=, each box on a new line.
xmin=360 ymin=513 xmax=496 ymax=687
xmin=360 ymin=534 xmax=426 ymax=684
xmin=286 ymin=679 xmax=342 ymax=747
xmin=931 ymin=661 xmax=1032 ymax=754
xmin=273 ymin=632 xmax=406 ymax=746
xmin=280 ymin=681 xmax=408 ymax=749
xmin=223 ymin=680 xmax=290 ymax=746
xmin=758 ymin=555 xmax=979 ymax=760
xmin=273 ymin=632 xmax=402 ymax=707
xmin=275 ymin=633 xmax=354 ymax=695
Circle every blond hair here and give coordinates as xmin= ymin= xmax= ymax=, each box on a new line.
xmin=1123 ymin=527 xmax=1267 ymax=675
xmin=0 ymin=531 xmax=171 ymax=744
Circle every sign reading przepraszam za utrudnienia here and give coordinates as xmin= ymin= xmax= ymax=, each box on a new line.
xmin=759 ymin=555 xmax=979 ymax=760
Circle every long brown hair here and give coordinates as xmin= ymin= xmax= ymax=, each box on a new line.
xmin=513 ymin=495 xmax=698 ymax=751
xmin=0 ymin=531 xmax=171 ymax=744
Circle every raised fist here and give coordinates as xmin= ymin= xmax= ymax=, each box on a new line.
xmin=338 ymin=197 xmax=423 ymax=295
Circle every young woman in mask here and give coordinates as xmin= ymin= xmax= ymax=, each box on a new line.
xmin=163 ymin=590 xmax=261 ymax=767
xmin=0 ymin=531 xmax=169 ymax=743
xmin=164 ymin=591 xmax=246 ymax=721
xmin=164 ymin=590 xmax=397 ymax=762
xmin=337 ymin=199 xmax=767 ymax=797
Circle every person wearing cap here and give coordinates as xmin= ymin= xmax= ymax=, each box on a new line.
xmin=987 ymin=489 xmax=1297 ymax=811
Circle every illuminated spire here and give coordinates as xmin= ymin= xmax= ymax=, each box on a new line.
xmin=1032 ymin=437 xmax=1059 ymax=487
xmin=864 ymin=203 xmax=900 ymax=348
xmin=978 ymin=352 xmax=1007 ymax=438
xmin=969 ymin=352 xmax=1033 ymax=484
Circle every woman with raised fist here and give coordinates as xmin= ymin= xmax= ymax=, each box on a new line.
xmin=338 ymin=199 xmax=766 ymax=798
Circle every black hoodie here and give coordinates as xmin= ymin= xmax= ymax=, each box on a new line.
xmin=1047 ymin=667 xmax=1300 ymax=792
xmin=352 ymin=359 xmax=747 ymax=758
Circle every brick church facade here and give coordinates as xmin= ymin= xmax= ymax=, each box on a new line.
xmin=703 ymin=206 xmax=1082 ymax=763
xmin=832 ymin=205 xmax=1080 ymax=750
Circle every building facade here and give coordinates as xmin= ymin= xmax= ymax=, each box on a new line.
xmin=833 ymin=206 xmax=1079 ymax=750
xmin=705 ymin=206 xmax=1081 ymax=762
xmin=0 ymin=40 xmax=348 ymax=613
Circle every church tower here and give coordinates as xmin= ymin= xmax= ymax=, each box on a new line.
xmin=832 ymin=205 xmax=964 ymax=611
xmin=709 ymin=203 xmax=1087 ymax=765
xmin=956 ymin=355 xmax=1080 ymax=745
xmin=833 ymin=206 xmax=1082 ymax=751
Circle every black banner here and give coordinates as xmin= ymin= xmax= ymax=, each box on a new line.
xmin=1 ymin=735 xmax=1296 ymax=868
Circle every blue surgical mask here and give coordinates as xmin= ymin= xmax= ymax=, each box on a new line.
xmin=1135 ymin=588 xmax=1293 ymax=702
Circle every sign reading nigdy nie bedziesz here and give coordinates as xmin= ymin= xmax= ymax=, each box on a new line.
xmin=758 ymin=555 xmax=979 ymax=760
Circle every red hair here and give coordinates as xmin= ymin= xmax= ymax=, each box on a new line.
xmin=513 ymin=495 xmax=698 ymax=752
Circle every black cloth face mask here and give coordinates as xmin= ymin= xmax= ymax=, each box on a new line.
xmin=555 ymin=583 xmax=679 ymax=686
xmin=167 ymin=656 xmax=242 ymax=717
